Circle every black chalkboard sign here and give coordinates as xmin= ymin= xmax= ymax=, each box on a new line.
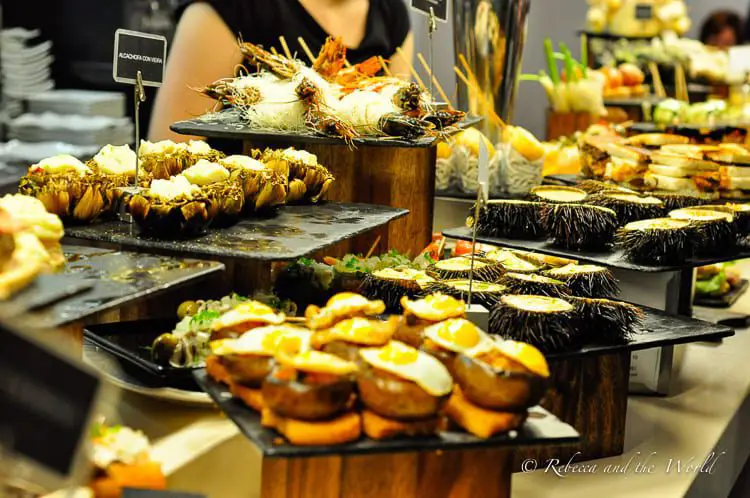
xmin=113 ymin=29 xmax=167 ymax=87
xmin=0 ymin=322 xmax=106 ymax=489
xmin=635 ymin=3 xmax=654 ymax=21
xmin=411 ymin=0 xmax=448 ymax=22
xmin=123 ymin=489 xmax=206 ymax=498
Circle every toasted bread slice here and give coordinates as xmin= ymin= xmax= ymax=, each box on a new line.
xmin=627 ymin=133 xmax=690 ymax=148
xmin=229 ymin=382 xmax=265 ymax=412
xmin=445 ymin=387 xmax=526 ymax=439
xmin=723 ymin=176 xmax=750 ymax=191
xmin=602 ymin=143 xmax=651 ymax=164
xmin=643 ymin=173 xmax=701 ymax=193
xmin=206 ymin=355 xmax=232 ymax=385
xmin=650 ymin=153 xmax=720 ymax=172
xmin=361 ymin=410 xmax=440 ymax=440
xmin=261 ymin=409 xmax=362 ymax=445
xmin=720 ymin=166 xmax=750 ymax=178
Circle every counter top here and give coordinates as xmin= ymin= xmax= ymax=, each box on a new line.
xmin=512 ymin=262 xmax=750 ymax=498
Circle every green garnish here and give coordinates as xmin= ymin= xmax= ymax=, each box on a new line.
xmin=298 ymin=257 xmax=315 ymax=266
xmin=191 ymin=309 xmax=221 ymax=325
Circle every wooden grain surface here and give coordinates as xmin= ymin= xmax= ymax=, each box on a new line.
xmin=261 ymin=449 xmax=511 ymax=498
xmin=513 ymin=352 xmax=630 ymax=468
xmin=299 ymin=144 xmax=436 ymax=258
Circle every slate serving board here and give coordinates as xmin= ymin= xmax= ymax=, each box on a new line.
xmin=694 ymin=279 xmax=750 ymax=309
xmin=66 ymin=202 xmax=408 ymax=262
xmin=546 ymin=304 xmax=734 ymax=361
xmin=0 ymin=246 xmax=224 ymax=327
xmin=170 ymin=110 xmax=481 ymax=148
xmin=193 ymin=370 xmax=579 ymax=459
xmin=443 ymin=226 xmax=750 ymax=273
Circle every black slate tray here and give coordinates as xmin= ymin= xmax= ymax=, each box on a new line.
xmin=88 ymin=303 xmax=733 ymax=390
xmin=193 ymin=370 xmax=578 ymax=458
xmin=694 ymin=279 xmax=750 ymax=309
xmin=443 ymin=226 xmax=750 ymax=273
xmin=0 ymin=246 xmax=224 ymax=327
xmin=171 ymin=110 xmax=482 ymax=148
xmin=84 ymin=318 xmax=196 ymax=385
xmin=604 ymin=96 xmax=666 ymax=107
xmin=66 ymin=202 xmax=408 ymax=262
xmin=546 ymin=305 xmax=734 ymax=361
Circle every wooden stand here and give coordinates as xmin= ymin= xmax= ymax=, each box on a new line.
xmin=245 ymin=140 xmax=437 ymax=257
xmin=514 ymin=351 xmax=630 ymax=468
xmin=262 ymin=449 xmax=512 ymax=498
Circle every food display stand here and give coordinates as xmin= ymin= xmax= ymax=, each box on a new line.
xmin=442 ymin=226 xmax=739 ymax=464
xmin=2 ymin=245 xmax=224 ymax=347
xmin=169 ymin=114 xmax=474 ymax=257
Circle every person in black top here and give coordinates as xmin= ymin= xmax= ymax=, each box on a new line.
xmin=149 ymin=0 xmax=413 ymax=141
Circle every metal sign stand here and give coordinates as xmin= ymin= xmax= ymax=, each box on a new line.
xmin=119 ymin=70 xmax=146 ymax=224
xmin=428 ymin=7 xmax=437 ymax=100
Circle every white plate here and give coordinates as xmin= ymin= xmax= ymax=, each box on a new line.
xmin=84 ymin=343 xmax=213 ymax=407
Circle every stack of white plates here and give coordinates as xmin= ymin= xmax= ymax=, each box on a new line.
xmin=27 ymin=90 xmax=126 ymax=118
xmin=0 ymin=140 xmax=100 ymax=164
xmin=1 ymin=28 xmax=54 ymax=99
xmin=7 ymin=113 xmax=134 ymax=146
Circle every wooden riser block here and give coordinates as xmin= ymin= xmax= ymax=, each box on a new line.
xmin=262 ymin=449 xmax=511 ymax=498
xmin=299 ymin=144 xmax=437 ymax=258
xmin=513 ymin=352 xmax=630 ymax=469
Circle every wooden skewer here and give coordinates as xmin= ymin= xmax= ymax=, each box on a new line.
xmin=648 ymin=62 xmax=666 ymax=99
xmin=365 ymin=236 xmax=381 ymax=259
xmin=297 ymin=36 xmax=316 ymax=65
xmin=453 ymin=66 xmax=504 ymax=128
xmin=270 ymin=46 xmax=280 ymax=56
xmin=285 ymin=316 xmax=306 ymax=323
xmin=416 ymin=52 xmax=452 ymax=106
xmin=344 ymin=59 xmax=352 ymax=68
xmin=458 ymin=53 xmax=480 ymax=88
xmin=378 ymin=56 xmax=393 ymax=77
xmin=396 ymin=47 xmax=427 ymax=90
xmin=436 ymin=236 xmax=447 ymax=260
xmin=279 ymin=36 xmax=293 ymax=59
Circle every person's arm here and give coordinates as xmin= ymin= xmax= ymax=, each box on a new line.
xmin=389 ymin=31 xmax=414 ymax=80
xmin=148 ymin=3 xmax=242 ymax=141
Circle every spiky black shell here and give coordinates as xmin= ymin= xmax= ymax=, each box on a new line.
xmin=426 ymin=257 xmax=504 ymax=282
xmin=568 ymin=297 xmax=643 ymax=345
xmin=467 ymin=200 xmax=545 ymax=239
xmin=544 ymin=264 xmax=619 ymax=298
xmin=588 ymin=193 xmax=665 ymax=226
xmin=616 ymin=218 xmax=695 ymax=265
xmin=694 ymin=204 xmax=750 ymax=238
xmin=651 ymin=192 xmax=708 ymax=211
xmin=529 ymin=186 xmax=588 ymax=204
xmin=577 ymin=180 xmax=637 ymax=195
xmin=423 ymin=279 xmax=506 ymax=308
xmin=669 ymin=208 xmax=738 ymax=255
xmin=489 ymin=295 xmax=577 ymax=353
xmin=542 ymin=204 xmax=618 ymax=250
xmin=499 ymin=273 xmax=571 ymax=298
xmin=360 ymin=268 xmax=432 ymax=312
xmin=484 ymin=249 xmax=540 ymax=273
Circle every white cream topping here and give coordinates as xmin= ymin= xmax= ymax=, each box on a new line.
xmin=186 ymin=140 xmax=212 ymax=155
xmin=32 ymin=155 xmax=90 ymax=176
xmin=281 ymin=147 xmax=318 ymax=165
xmin=93 ymin=144 xmax=138 ymax=176
xmin=220 ymin=155 xmax=267 ymax=171
xmin=182 ymin=159 xmax=230 ymax=186
xmin=149 ymin=175 xmax=201 ymax=200
xmin=139 ymin=140 xmax=187 ymax=155
xmin=89 ymin=426 xmax=152 ymax=469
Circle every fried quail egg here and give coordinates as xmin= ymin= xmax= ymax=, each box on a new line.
xmin=210 ymin=325 xmax=312 ymax=357
xmin=276 ymin=350 xmax=359 ymax=375
xmin=400 ymin=293 xmax=466 ymax=321
xmin=211 ymin=301 xmax=286 ymax=331
xmin=359 ymin=341 xmax=453 ymax=396
xmin=423 ymin=318 xmax=495 ymax=357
